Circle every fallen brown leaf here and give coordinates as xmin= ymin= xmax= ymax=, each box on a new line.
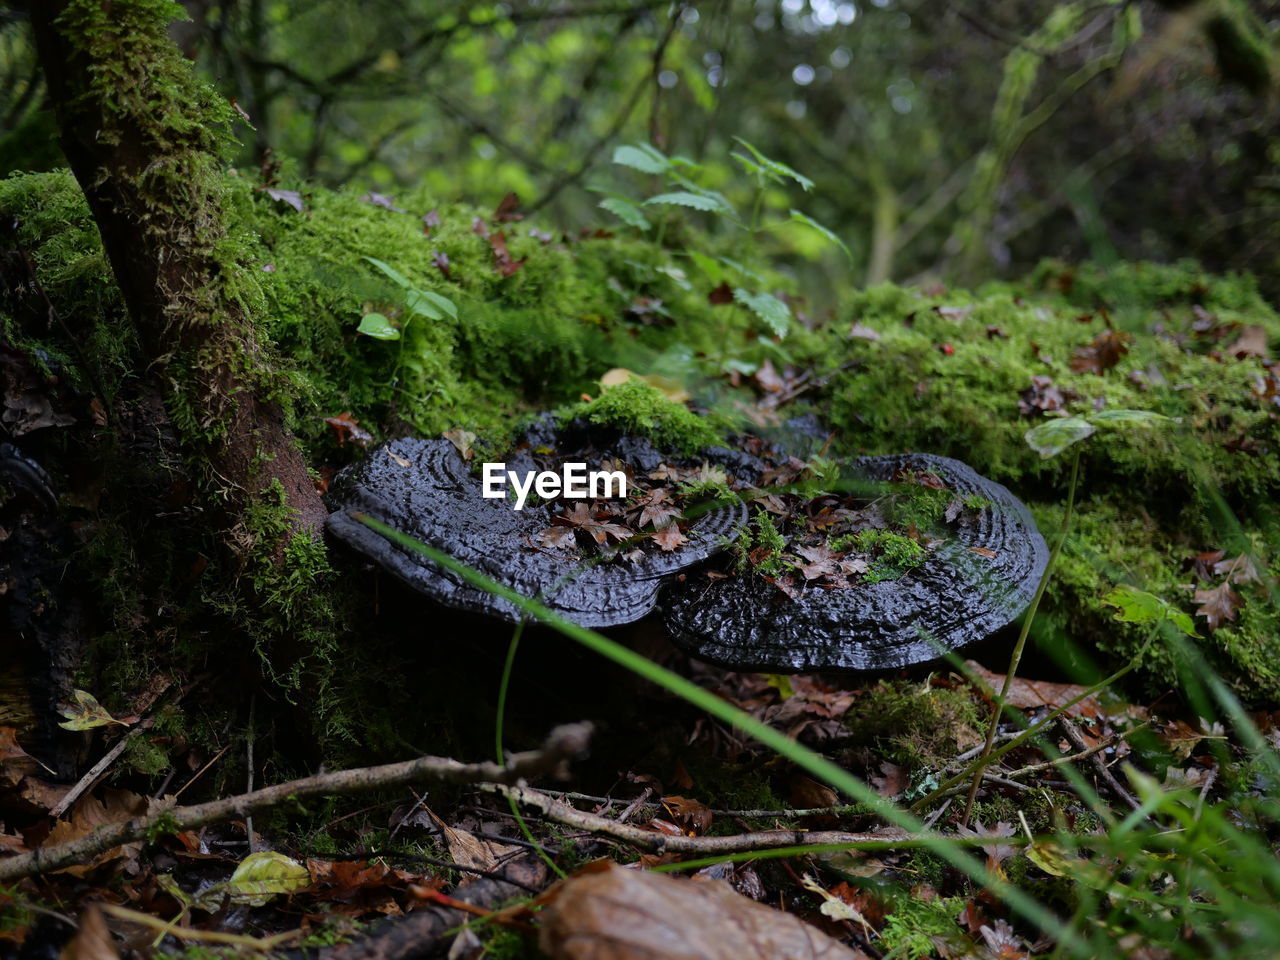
xmin=1194 ymin=582 xmax=1243 ymax=631
xmin=538 ymin=861 xmax=868 ymax=959
xmin=58 ymin=906 xmax=119 ymax=960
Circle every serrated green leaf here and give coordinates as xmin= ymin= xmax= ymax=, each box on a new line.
xmin=1102 ymin=585 xmax=1200 ymax=637
xmin=644 ymin=191 xmax=735 ymax=216
xmin=357 ymin=312 xmax=400 ymax=340
xmin=733 ymin=288 xmax=790 ymax=338
xmin=226 ymin=851 xmax=310 ymax=906
xmin=599 ymin=196 xmax=651 ymax=230
xmin=1024 ymin=417 xmax=1095 ymax=458
xmin=732 ymin=137 xmax=814 ymax=191
xmin=612 ymin=144 xmax=670 ymax=175
xmin=362 ymin=255 xmax=411 ymax=289
xmin=1090 ymin=409 xmax=1173 ymax=426
xmin=58 ymin=689 xmax=128 ymax=730
xmin=788 ymin=210 xmax=851 ymax=261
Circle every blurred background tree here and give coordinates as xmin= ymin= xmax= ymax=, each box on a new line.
xmin=2 ymin=0 xmax=1276 ymax=304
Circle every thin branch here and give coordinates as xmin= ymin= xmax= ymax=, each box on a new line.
xmin=482 ymin=784 xmax=912 ymax=855
xmin=0 ymin=723 xmax=592 ymax=882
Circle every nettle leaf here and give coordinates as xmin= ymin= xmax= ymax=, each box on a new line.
xmin=788 ymin=210 xmax=851 ymax=261
xmin=645 ymin=191 xmax=735 ymax=217
xmin=733 ymin=288 xmax=791 ymax=338
xmin=357 ymin=312 xmax=400 ymax=340
xmin=1102 ymin=585 xmax=1200 ymax=638
xmin=1090 ymin=409 xmax=1174 ymax=426
xmin=362 ymin=255 xmax=411 ymax=289
xmin=612 ymin=143 xmax=670 ymax=175
xmin=599 ymin=196 xmax=651 ymax=230
xmin=732 ymin=137 xmax=814 ymax=191
xmin=1024 ymin=417 xmax=1095 ymax=458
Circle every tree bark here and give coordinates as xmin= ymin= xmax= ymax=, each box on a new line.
xmin=25 ymin=0 xmax=326 ymax=557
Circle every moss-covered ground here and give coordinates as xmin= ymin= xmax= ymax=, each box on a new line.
xmin=3 ymin=169 xmax=1278 ymax=746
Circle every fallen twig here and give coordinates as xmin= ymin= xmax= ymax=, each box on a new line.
xmin=1059 ymin=717 xmax=1142 ymax=813
xmin=100 ymin=903 xmax=301 ymax=950
xmin=0 ymin=723 xmax=592 ymax=882
xmin=482 ymin=784 xmax=911 ymax=855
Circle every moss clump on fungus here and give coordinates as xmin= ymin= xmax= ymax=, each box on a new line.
xmin=830 ymin=529 xmax=926 ymax=582
xmin=562 ymin=377 xmax=724 ymax=454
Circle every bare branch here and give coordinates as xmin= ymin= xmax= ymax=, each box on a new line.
xmin=0 ymin=723 xmax=592 ymax=882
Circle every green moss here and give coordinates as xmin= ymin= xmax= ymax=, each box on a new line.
xmin=831 ymin=529 xmax=926 ymax=582
xmin=731 ymin=512 xmax=788 ymax=576
xmin=562 ymin=377 xmax=723 ymax=453
xmin=846 ymin=679 xmax=981 ymax=768
xmin=878 ymin=892 xmax=968 ymax=956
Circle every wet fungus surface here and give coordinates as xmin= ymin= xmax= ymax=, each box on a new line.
xmin=325 ymin=422 xmax=748 ymax=628
xmin=662 ymin=453 xmax=1050 ymax=672
xmin=327 ymin=423 xmax=1048 ymax=667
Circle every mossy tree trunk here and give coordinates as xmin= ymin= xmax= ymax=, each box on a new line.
xmin=26 ymin=0 xmax=326 ymax=555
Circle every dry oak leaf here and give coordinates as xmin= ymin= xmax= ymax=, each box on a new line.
xmin=538 ymin=860 xmax=868 ymax=960
xmin=1194 ymin=582 xmax=1243 ymax=631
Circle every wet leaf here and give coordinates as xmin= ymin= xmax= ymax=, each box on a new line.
xmin=1102 ymin=585 xmax=1199 ymax=637
xmin=539 ymin=861 xmax=867 ymax=959
xmin=357 ymin=312 xmax=400 ymax=340
xmin=661 ymin=795 xmax=713 ymax=835
xmin=1024 ymin=417 xmax=1095 ymax=458
xmin=226 ymin=850 xmax=311 ymax=905
xmin=323 ymin=412 xmax=373 ymax=449
xmin=559 ymin=503 xmax=632 ymax=545
xmin=58 ymin=690 xmax=129 ymax=731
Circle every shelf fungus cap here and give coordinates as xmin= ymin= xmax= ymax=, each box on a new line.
xmin=325 ymin=435 xmax=747 ymax=628
xmin=663 ymin=454 xmax=1050 ymax=672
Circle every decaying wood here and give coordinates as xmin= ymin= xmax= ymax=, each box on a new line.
xmin=0 ymin=723 xmax=591 ymax=881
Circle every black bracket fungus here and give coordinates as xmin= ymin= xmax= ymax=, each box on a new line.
xmin=661 ymin=454 xmax=1050 ymax=673
xmin=325 ymin=429 xmax=748 ymax=628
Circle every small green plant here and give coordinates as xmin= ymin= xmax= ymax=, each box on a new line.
xmin=356 ymin=255 xmax=457 ymax=341
xmin=599 ymin=140 xmax=847 ymax=339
